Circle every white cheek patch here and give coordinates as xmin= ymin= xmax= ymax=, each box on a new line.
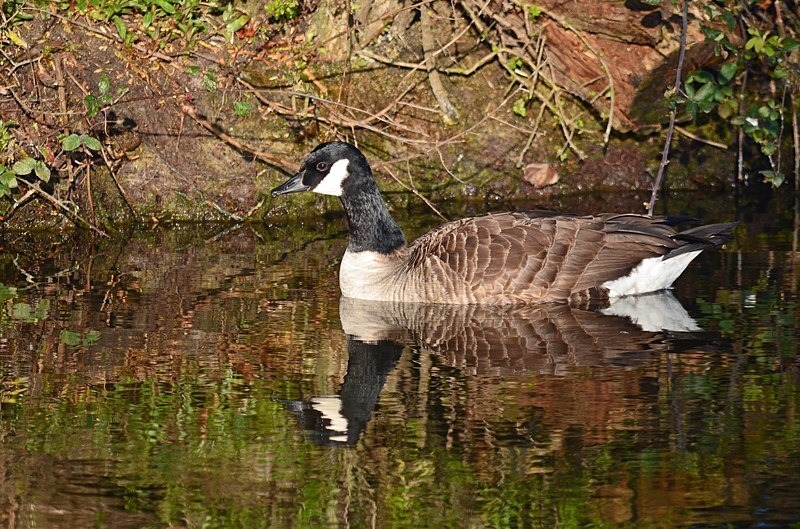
xmin=312 ymin=159 xmax=349 ymax=196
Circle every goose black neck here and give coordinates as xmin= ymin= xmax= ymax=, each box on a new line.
xmin=340 ymin=180 xmax=405 ymax=254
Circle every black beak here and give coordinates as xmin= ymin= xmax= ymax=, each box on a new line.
xmin=271 ymin=170 xmax=309 ymax=197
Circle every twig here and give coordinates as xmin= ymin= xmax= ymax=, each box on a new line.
xmin=648 ymin=0 xmax=689 ymax=216
xmin=674 ymin=126 xmax=728 ymax=150
xmin=380 ymin=164 xmax=447 ymax=220
xmin=99 ymin=147 xmax=139 ymax=220
xmin=180 ymin=104 xmax=298 ymax=171
xmin=420 ymin=5 xmax=459 ymax=124
xmin=542 ymin=10 xmax=615 ymax=145
xmin=18 ymin=180 xmax=108 ymax=236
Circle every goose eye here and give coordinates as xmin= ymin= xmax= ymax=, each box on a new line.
xmin=316 ymin=162 xmax=329 ymax=172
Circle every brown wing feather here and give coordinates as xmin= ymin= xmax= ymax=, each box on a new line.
xmin=405 ymin=212 xmax=694 ymax=303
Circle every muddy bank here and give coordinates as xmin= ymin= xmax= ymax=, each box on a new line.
xmin=0 ymin=1 xmax=738 ymax=231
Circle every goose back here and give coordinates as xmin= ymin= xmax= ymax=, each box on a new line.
xmin=390 ymin=211 xmax=730 ymax=305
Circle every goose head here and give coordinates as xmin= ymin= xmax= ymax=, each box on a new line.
xmin=272 ymin=142 xmax=406 ymax=255
xmin=271 ymin=142 xmax=372 ymax=198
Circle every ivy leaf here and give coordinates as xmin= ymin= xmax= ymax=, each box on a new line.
xmin=84 ymin=94 xmax=100 ymax=117
xmin=62 ymin=133 xmax=82 ymax=151
xmin=61 ymin=330 xmax=81 ymax=346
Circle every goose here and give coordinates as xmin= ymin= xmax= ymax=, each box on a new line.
xmin=271 ymin=141 xmax=737 ymax=305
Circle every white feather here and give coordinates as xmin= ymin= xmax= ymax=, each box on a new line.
xmin=313 ymin=159 xmax=349 ymax=196
xmin=601 ymin=250 xmax=702 ymax=297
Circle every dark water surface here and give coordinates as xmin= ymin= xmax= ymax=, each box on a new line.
xmin=1 ymin=190 xmax=799 ymax=528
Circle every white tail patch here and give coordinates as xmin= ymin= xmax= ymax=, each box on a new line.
xmin=313 ymin=159 xmax=350 ymax=196
xmin=602 ymin=250 xmax=702 ymax=297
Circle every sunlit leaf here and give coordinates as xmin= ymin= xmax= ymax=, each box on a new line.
xmin=34 ymin=161 xmax=50 ymax=183
xmin=11 ymin=302 xmax=32 ymax=320
xmin=81 ymin=135 xmax=103 ymax=151
xmin=0 ymin=170 xmax=17 ymax=189
xmin=62 ymin=133 xmax=81 ymax=151
xmin=153 ymin=0 xmax=176 ymax=14
xmin=12 ymin=158 xmax=36 ymax=175
xmin=98 ymin=74 xmax=111 ymax=96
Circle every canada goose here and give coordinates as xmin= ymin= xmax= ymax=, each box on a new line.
xmin=272 ymin=142 xmax=737 ymax=305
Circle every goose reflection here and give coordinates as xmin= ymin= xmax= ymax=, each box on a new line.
xmin=287 ymin=292 xmax=702 ymax=445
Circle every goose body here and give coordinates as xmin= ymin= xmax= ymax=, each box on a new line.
xmin=272 ymin=142 xmax=736 ymax=305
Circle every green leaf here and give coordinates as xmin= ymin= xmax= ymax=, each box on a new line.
xmin=62 ymin=133 xmax=81 ymax=151
xmin=98 ymin=74 xmax=110 ymax=96
xmin=111 ymin=15 xmax=126 ymax=40
xmin=81 ymin=135 xmax=103 ymax=151
xmin=203 ymin=73 xmax=218 ymax=92
xmin=142 ymin=9 xmax=154 ymax=27
xmin=233 ymin=101 xmax=252 ymax=116
xmin=721 ymin=9 xmax=736 ymax=32
xmin=759 ymin=169 xmax=784 ymax=187
xmin=152 ymin=0 xmax=176 ymax=14
xmin=11 ymin=303 xmax=32 ymax=320
xmin=719 ymin=62 xmax=737 ymax=83
xmin=0 ymin=170 xmax=18 ymax=189
xmin=512 ymin=97 xmax=527 ymax=117
xmin=0 ymin=284 xmax=18 ymax=303
xmin=84 ymin=94 xmax=100 ymax=116
xmin=782 ymin=38 xmax=800 ymax=53
xmin=33 ymin=299 xmax=50 ymax=320
xmin=84 ymin=330 xmax=101 ymax=345
xmin=61 ymin=330 xmax=82 ymax=347
xmin=12 ymin=158 xmax=36 ymax=175
xmin=34 ymin=161 xmax=50 ymax=183
xmin=717 ymin=100 xmax=736 ymax=119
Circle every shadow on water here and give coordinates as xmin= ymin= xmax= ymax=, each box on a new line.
xmin=0 ymin=188 xmax=798 ymax=528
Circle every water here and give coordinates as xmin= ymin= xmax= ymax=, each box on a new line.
xmin=0 ymin=190 xmax=798 ymax=528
